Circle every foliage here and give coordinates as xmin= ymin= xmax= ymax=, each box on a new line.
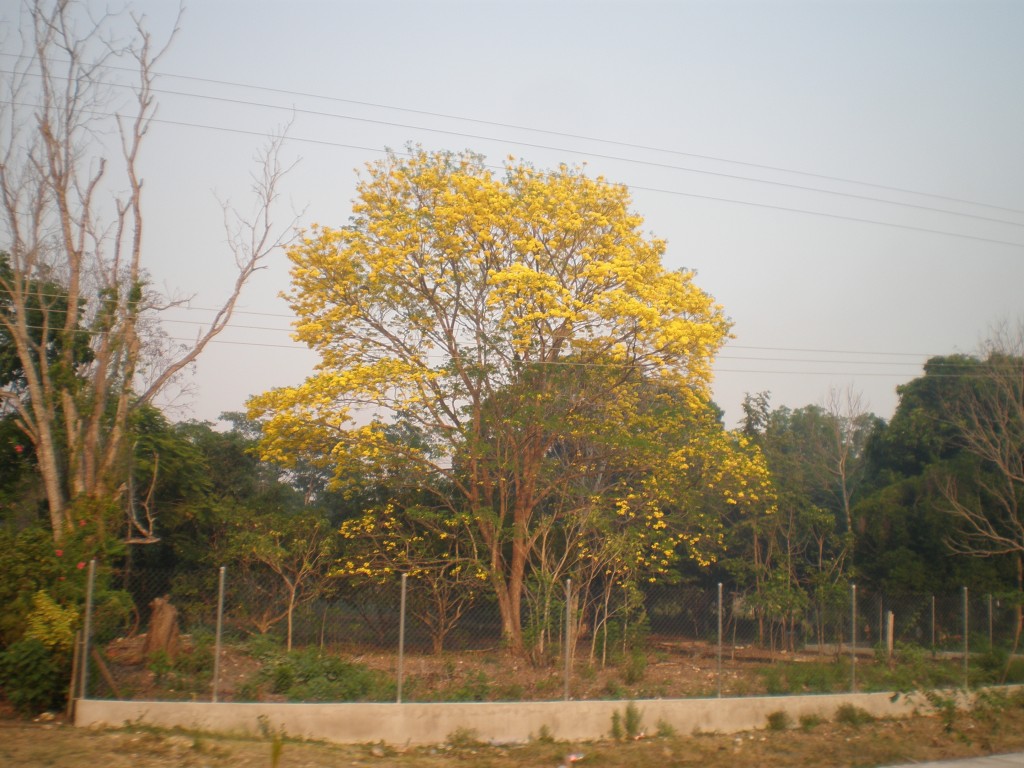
xmin=0 ymin=1 xmax=291 ymax=546
xmin=250 ymin=147 xmax=735 ymax=653
xmin=766 ymin=710 xmax=792 ymax=730
xmin=24 ymin=590 xmax=78 ymax=651
xmin=834 ymin=703 xmax=875 ymax=726
xmin=223 ymin=510 xmax=336 ymax=650
xmin=798 ymin=713 xmax=823 ymax=730
xmin=623 ymin=701 xmax=644 ymax=739
xmin=337 ymin=501 xmax=488 ymax=654
xmin=0 ymin=638 xmax=70 ymax=714
xmin=254 ymin=648 xmax=393 ymax=702
xmin=852 ymin=345 xmax=1024 ymax=597
xmin=610 ymin=709 xmax=624 ymax=741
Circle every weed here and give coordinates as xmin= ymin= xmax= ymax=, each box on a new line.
xmin=760 ymin=661 xmax=844 ymax=694
xmin=923 ymin=690 xmax=960 ymax=733
xmin=236 ymin=679 xmax=259 ymax=701
xmin=799 ymin=713 xmax=823 ymax=730
xmin=622 ymin=648 xmax=647 ymax=685
xmin=973 ymin=689 xmax=1009 ymax=732
xmin=445 ymin=669 xmax=490 ymax=702
xmin=446 ymin=726 xmax=481 ymax=748
xmin=624 ymin=701 xmax=644 ymax=739
xmin=656 ymin=718 xmax=677 ymax=738
xmin=174 ymin=638 xmax=214 ymax=676
xmin=536 ymin=724 xmax=555 ymax=743
xmin=147 ymin=649 xmax=173 ymax=685
xmin=245 ymin=633 xmax=283 ymax=662
xmin=835 ymin=704 xmax=875 ymax=727
xmin=257 ymin=648 xmax=393 ymax=702
xmin=766 ymin=710 xmax=792 ymax=731
xmin=610 ymin=710 xmax=624 ymax=741
xmin=604 ymin=679 xmax=625 ymax=698
xmin=496 ymin=682 xmax=524 ymax=700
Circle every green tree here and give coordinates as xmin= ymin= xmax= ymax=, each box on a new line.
xmin=852 ymin=354 xmax=1009 ymax=594
xmin=225 ymin=510 xmax=336 ymax=651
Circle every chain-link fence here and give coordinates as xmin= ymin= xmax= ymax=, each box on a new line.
xmin=74 ymin=562 xmax=1024 ymax=705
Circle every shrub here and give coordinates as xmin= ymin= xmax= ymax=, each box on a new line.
xmin=624 ymin=701 xmax=644 ymax=739
xmin=799 ymin=713 xmax=823 ymax=730
xmin=24 ymin=590 xmax=77 ymax=651
xmin=256 ymin=648 xmax=392 ymax=702
xmin=610 ymin=710 xmax=624 ymax=741
xmin=0 ymin=638 xmax=69 ymax=714
xmin=766 ymin=710 xmax=792 ymax=731
xmin=622 ymin=648 xmax=647 ymax=685
xmin=656 ymin=718 xmax=677 ymax=737
xmin=444 ymin=670 xmax=489 ymax=702
xmin=835 ymin=703 xmax=875 ymax=726
xmin=446 ymin=726 xmax=481 ymax=748
xmin=147 ymin=649 xmax=173 ymax=685
xmin=245 ymin=632 xmax=283 ymax=662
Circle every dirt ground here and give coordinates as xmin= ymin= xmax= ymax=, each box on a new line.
xmin=100 ymin=634 xmax=867 ymax=703
xmin=15 ymin=635 xmax=1016 ymax=767
xmin=6 ymin=702 xmax=1024 ymax=768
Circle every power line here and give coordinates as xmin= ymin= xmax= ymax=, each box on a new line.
xmin=5 ymin=98 xmax=1017 ymax=251
xmin=4 ymin=54 xmax=1018 ymax=219
xmin=3 ymin=65 xmax=1022 ymax=232
xmin=118 ymin=83 xmax=1024 ymax=231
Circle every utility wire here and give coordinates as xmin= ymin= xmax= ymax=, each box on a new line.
xmin=4 ymin=98 xmax=1018 ymax=250
xmin=3 ymin=68 xmax=1022 ymax=231
xmin=84 ymin=81 xmax=1024 ymax=231
xmin=3 ymin=53 xmax=1020 ymax=218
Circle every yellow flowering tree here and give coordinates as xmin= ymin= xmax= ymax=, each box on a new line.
xmin=249 ymin=148 xmax=732 ymax=654
xmin=337 ymin=504 xmax=487 ymax=654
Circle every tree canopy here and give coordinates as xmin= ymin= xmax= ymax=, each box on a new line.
xmin=250 ymin=148 xmax=740 ymax=652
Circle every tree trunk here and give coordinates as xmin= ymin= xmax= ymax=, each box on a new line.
xmin=143 ymin=596 xmax=180 ymax=661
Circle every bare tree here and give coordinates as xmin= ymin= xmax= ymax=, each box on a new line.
xmin=822 ymin=385 xmax=872 ymax=537
xmin=0 ymin=1 xmax=294 ymax=542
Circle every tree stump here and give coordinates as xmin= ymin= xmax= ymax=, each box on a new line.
xmin=143 ymin=596 xmax=180 ymax=661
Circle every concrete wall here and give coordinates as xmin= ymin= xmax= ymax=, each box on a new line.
xmin=75 ymin=690 xmax=935 ymax=745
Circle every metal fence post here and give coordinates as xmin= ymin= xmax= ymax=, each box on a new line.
xmin=931 ymin=595 xmax=936 ymax=655
xmin=963 ymin=586 xmax=969 ymax=688
xmin=79 ymin=559 xmax=97 ymax=700
xmin=988 ymin=593 xmax=993 ymax=648
xmin=851 ymin=583 xmax=857 ymax=693
xmin=397 ymin=573 xmax=408 ymax=703
xmin=212 ymin=566 xmax=226 ymax=702
xmin=564 ymin=578 xmax=572 ymax=701
xmin=717 ymin=582 xmax=723 ymax=698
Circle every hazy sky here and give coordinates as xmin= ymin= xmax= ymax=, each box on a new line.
xmin=35 ymin=0 xmax=1024 ymax=427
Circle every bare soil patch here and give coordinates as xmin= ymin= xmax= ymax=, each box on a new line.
xmin=5 ymin=702 xmax=1024 ymax=768
xmin=97 ymin=633 xmax=879 ymax=703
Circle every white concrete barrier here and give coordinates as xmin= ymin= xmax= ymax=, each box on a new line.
xmin=74 ymin=690 xmax=950 ymax=745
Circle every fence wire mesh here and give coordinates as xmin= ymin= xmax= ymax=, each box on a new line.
xmin=79 ymin=566 xmax=1024 ymax=704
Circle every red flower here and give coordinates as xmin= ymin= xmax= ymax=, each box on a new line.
xmin=55 ymin=549 xmax=63 ymax=557
xmin=13 ymin=445 xmax=23 ymax=454
xmin=76 ymin=562 xmax=85 ymax=570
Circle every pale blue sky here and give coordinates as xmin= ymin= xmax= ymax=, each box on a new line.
xmin=43 ymin=0 xmax=1024 ymax=425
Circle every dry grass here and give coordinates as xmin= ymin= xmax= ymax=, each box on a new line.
xmin=5 ymin=692 xmax=1024 ymax=768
